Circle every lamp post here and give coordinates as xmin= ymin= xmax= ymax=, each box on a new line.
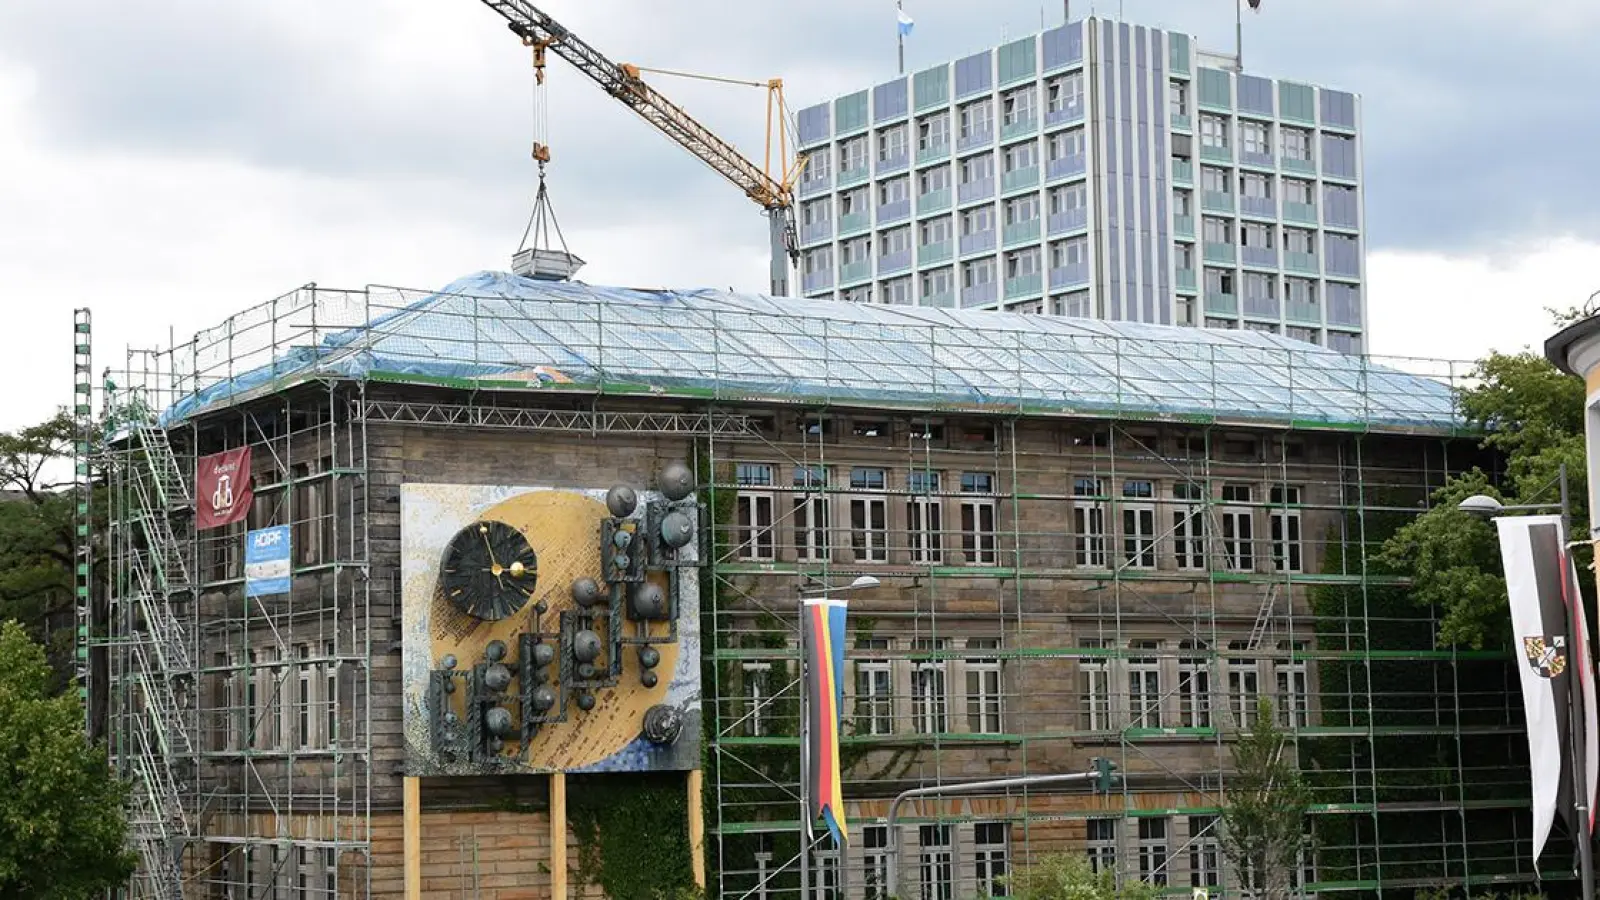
xmin=1459 ymin=464 xmax=1593 ymax=899
xmin=798 ymin=575 xmax=880 ymax=900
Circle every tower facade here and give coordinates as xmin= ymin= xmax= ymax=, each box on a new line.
xmin=794 ymin=17 xmax=1368 ymax=352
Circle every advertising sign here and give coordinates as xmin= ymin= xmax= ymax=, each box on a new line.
xmin=245 ymin=525 xmax=291 ymax=598
xmin=197 ymin=447 xmax=253 ymax=529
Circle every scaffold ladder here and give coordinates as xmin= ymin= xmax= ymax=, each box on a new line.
xmin=1246 ymin=582 xmax=1279 ymax=651
xmin=71 ymin=309 xmax=93 ymax=719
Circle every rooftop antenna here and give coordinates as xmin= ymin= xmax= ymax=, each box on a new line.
xmin=512 ymin=36 xmax=585 ymax=281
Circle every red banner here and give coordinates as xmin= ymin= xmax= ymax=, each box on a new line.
xmin=196 ymin=447 xmax=253 ymax=530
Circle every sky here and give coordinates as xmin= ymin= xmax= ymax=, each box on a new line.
xmin=1 ymin=0 xmax=1597 ymax=431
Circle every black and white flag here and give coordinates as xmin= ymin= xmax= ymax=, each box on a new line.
xmin=1496 ymin=514 xmax=1599 ymax=861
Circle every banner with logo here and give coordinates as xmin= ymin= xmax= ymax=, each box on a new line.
xmin=1496 ymin=514 xmax=1598 ymax=862
xmin=245 ymin=526 xmax=292 ymax=598
xmin=196 ymin=447 xmax=253 ymax=530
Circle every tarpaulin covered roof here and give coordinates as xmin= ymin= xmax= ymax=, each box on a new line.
xmin=160 ymin=271 xmax=1461 ymax=433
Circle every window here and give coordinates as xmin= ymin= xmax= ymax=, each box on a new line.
xmin=324 ymin=847 xmax=338 ymax=896
xmin=908 ymin=470 xmax=944 ymax=564
xmin=802 ymin=246 xmax=833 ymax=276
xmin=849 ymin=468 xmax=889 ymax=562
xmin=878 ymin=123 xmax=908 ymax=162
xmin=293 ymin=460 xmax=334 ymax=567
xmin=1086 ymin=818 xmax=1118 ymax=874
xmin=862 ymin=826 xmax=890 ymax=900
xmin=919 ymin=216 xmax=952 ymax=246
xmin=1240 ymin=120 xmax=1270 ymax=156
xmin=1227 ymin=641 xmax=1259 ymax=727
xmin=966 ymin=638 xmax=1003 ymax=733
xmin=1178 ymin=641 xmax=1211 ymax=728
xmin=1080 ymin=639 xmax=1111 ymax=731
xmin=298 ymin=845 xmax=311 ymax=898
xmin=1205 ymin=268 xmax=1235 ymax=296
xmin=1070 ymin=477 xmax=1107 ymax=567
xmin=735 ymin=463 xmax=776 ymax=561
xmin=741 ymin=662 xmax=771 ymax=736
xmin=960 ymin=472 xmax=997 ymax=565
xmin=1005 ymin=247 xmax=1041 ymax=280
xmin=919 ymin=164 xmax=951 ymax=195
xmin=1284 ymin=227 xmax=1315 ymax=254
xmin=963 ymin=257 xmax=996 ymax=291
xmin=958 ymin=99 xmax=993 ymax=139
xmin=878 ymin=228 xmax=912 ymax=260
xmin=1047 ymin=128 xmax=1084 ymax=161
xmin=880 ymin=176 xmax=910 ymax=206
xmin=245 ymin=649 xmax=259 ymax=749
xmin=811 ymin=850 xmax=839 ymax=900
xmin=323 ymin=641 xmax=337 ymax=748
xmin=1278 ymin=641 xmax=1309 ymax=728
xmin=919 ymin=825 xmax=954 ymax=900
xmin=1240 ymin=171 xmax=1272 ymax=200
xmin=1002 ymin=140 xmax=1037 ymax=173
xmin=1121 ymin=480 xmax=1156 ymax=569
xmin=1284 ymin=177 xmax=1314 ymax=205
xmin=260 ymin=646 xmax=280 ymax=749
xmin=918 ymin=113 xmax=950 ymax=151
xmin=1200 ymin=165 xmax=1230 ymax=194
xmin=1202 ymin=216 xmax=1232 ymax=245
xmin=296 ymin=644 xmax=311 ymax=749
xmin=921 ymin=266 xmax=954 ymax=300
xmin=1003 ymin=193 xmax=1039 ymax=226
xmin=1188 ymin=816 xmax=1221 ymax=888
xmin=1172 ymin=482 xmax=1206 ymax=570
xmin=1281 ymin=126 xmax=1312 ymax=162
xmin=855 ymin=638 xmax=894 ymax=735
xmin=1271 ymin=485 xmax=1303 ymax=573
xmin=912 ymin=637 xmax=949 ymax=734
xmin=1048 ymin=182 xmax=1086 ymax=215
xmin=1001 ymin=86 xmax=1036 ymax=126
xmin=793 ymin=466 xmax=830 ymax=561
xmin=1174 ymin=188 xmax=1193 ymax=217
xmin=1199 ymin=114 xmax=1228 ymax=149
xmin=841 ymin=235 xmax=871 ymax=266
xmin=1169 ymin=80 xmax=1187 ymax=117
xmin=1221 ymin=484 xmax=1254 ymax=572
xmin=1051 ymin=237 xmax=1088 ymax=270
xmin=879 ymin=276 xmax=913 ymax=305
xmin=806 ymin=149 xmax=832 ymax=181
xmin=840 ymin=135 xmax=868 ymax=172
xmin=1176 ymin=242 xmax=1195 ymax=272
xmin=840 ymin=186 xmax=869 ymax=216
xmin=1241 ymin=222 xmax=1274 ymax=250
xmin=959 ymin=153 xmax=993 ymax=186
xmin=802 ymin=197 xmax=832 ymax=227
xmin=1138 ymin=818 xmax=1169 ymax=885
xmin=960 ymin=203 xmax=993 ymax=236
xmin=974 ymin=822 xmax=1010 ymax=897
xmin=1128 ymin=640 xmax=1162 ymax=728
xmin=1046 ymin=73 xmax=1083 ymax=113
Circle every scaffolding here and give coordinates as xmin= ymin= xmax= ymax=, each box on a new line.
xmin=77 ymin=275 xmax=1546 ymax=899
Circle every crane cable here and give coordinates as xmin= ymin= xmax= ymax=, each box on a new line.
xmin=517 ymin=40 xmax=573 ymax=259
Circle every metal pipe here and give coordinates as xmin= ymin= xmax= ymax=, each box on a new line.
xmin=885 ymin=771 xmax=1096 ymax=898
xmin=1560 ymin=463 xmax=1595 ymax=900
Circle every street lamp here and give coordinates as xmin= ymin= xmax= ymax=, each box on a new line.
xmin=1459 ymin=466 xmax=1591 ymax=899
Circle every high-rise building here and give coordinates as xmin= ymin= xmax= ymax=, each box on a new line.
xmin=793 ymin=16 xmax=1368 ymax=352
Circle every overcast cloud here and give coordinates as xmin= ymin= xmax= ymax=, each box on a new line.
xmin=0 ymin=0 xmax=1596 ymax=430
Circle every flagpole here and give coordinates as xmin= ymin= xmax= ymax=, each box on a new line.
xmin=1235 ymin=0 xmax=1244 ymax=72
xmin=897 ymin=0 xmax=906 ymax=76
xmin=798 ymin=594 xmax=810 ymax=900
xmin=1559 ymin=464 xmax=1596 ymax=900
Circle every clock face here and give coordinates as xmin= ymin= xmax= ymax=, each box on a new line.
xmin=439 ymin=520 xmax=539 ymax=621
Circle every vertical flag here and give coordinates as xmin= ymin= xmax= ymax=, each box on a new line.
xmin=1496 ymin=514 xmax=1599 ymax=862
xmin=802 ymin=595 xmax=850 ymax=847
xmin=196 ymin=447 xmax=253 ymax=529
xmin=897 ymin=6 xmax=915 ymax=36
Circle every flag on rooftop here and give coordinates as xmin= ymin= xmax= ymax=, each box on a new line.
xmin=897 ymin=7 xmax=915 ymax=36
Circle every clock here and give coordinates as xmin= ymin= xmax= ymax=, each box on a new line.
xmin=438 ymin=520 xmax=539 ymax=620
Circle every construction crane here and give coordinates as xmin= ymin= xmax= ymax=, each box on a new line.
xmin=473 ymin=1 xmax=807 ymax=296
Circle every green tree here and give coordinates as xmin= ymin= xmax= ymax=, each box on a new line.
xmin=0 ymin=619 xmax=135 ymax=897
xmin=1378 ymin=344 xmax=1588 ymax=648
xmin=999 ymin=851 xmax=1159 ymax=900
xmin=0 ymin=412 xmax=78 ymax=682
xmin=1220 ymin=697 xmax=1312 ymax=900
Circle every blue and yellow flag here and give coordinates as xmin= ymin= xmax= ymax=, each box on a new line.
xmin=803 ymin=596 xmax=849 ymax=846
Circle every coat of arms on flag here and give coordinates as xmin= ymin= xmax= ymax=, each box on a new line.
xmin=1524 ymin=635 xmax=1567 ymax=678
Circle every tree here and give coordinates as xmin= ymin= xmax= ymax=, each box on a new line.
xmin=1378 ymin=343 xmax=1588 ymax=648
xmin=0 ymin=619 xmax=136 ymax=897
xmin=0 ymin=412 xmax=78 ymax=684
xmin=1220 ymin=697 xmax=1312 ymax=900
xmin=999 ymin=851 xmax=1159 ymax=900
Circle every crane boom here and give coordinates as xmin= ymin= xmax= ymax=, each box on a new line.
xmin=476 ymin=0 xmax=802 ymax=294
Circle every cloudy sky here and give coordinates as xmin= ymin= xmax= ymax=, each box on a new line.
xmin=1 ymin=0 xmax=1597 ymax=430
